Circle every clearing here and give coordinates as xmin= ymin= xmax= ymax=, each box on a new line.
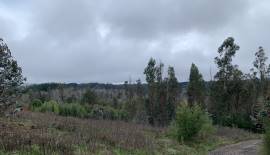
xmin=0 ymin=111 xmax=262 ymax=155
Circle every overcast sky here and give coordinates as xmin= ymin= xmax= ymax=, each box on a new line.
xmin=0 ymin=0 xmax=270 ymax=83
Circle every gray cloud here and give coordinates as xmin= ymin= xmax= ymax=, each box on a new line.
xmin=102 ymin=0 xmax=250 ymax=40
xmin=0 ymin=0 xmax=270 ymax=83
xmin=32 ymin=0 xmax=97 ymax=40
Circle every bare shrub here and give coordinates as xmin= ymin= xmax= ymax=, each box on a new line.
xmin=1 ymin=111 xmax=160 ymax=154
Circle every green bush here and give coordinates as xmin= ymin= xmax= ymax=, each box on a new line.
xmin=30 ymin=99 xmax=88 ymax=118
xmin=172 ymin=102 xmax=215 ymax=142
xmin=90 ymin=104 xmax=128 ymax=120
xmin=29 ymin=99 xmax=128 ymax=120
xmin=214 ymin=113 xmax=253 ymax=130
xmin=38 ymin=100 xmax=60 ymax=114
xmin=59 ymin=103 xmax=87 ymax=118
xmin=30 ymin=99 xmax=43 ymax=110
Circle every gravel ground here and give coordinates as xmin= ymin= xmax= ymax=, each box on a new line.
xmin=209 ymin=139 xmax=262 ymax=155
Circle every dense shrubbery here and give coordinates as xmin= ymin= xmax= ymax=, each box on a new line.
xmin=90 ymin=104 xmax=128 ymax=120
xmin=170 ymin=102 xmax=215 ymax=142
xmin=59 ymin=103 xmax=88 ymax=118
xmin=215 ymin=114 xmax=253 ymax=130
xmin=29 ymin=99 xmax=43 ymax=110
xmin=31 ymin=100 xmax=88 ymax=118
xmin=38 ymin=100 xmax=60 ymax=114
xmin=30 ymin=100 xmax=127 ymax=120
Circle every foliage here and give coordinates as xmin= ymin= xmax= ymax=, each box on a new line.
xmin=144 ymin=58 xmax=179 ymax=126
xmin=210 ymin=37 xmax=241 ymax=115
xmin=31 ymin=100 xmax=88 ymax=118
xmin=81 ymin=89 xmax=97 ymax=105
xmin=0 ymin=38 xmax=25 ymax=113
xmin=144 ymin=58 xmax=156 ymax=84
xmin=253 ymin=46 xmax=270 ymax=81
xmin=3 ymin=111 xmax=157 ymax=154
xmin=214 ymin=113 xmax=253 ymax=130
xmin=37 ymin=100 xmax=60 ymax=114
xmin=123 ymin=98 xmax=139 ymax=120
xmin=167 ymin=66 xmax=179 ymax=122
xmin=59 ymin=103 xmax=87 ymax=118
xmin=0 ymin=110 xmax=261 ymax=155
xmin=187 ymin=63 xmax=206 ymax=107
xmin=154 ymin=62 xmax=168 ymax=126
xmin=214 ymin=37 xmax=240 ymax=82
xmin=90 ymin=104 xmax=128 ymax=120
xmin=172 ymin=102 xmax=215 ymax=142
xmin=29 ymin=99 xmax=42 ymax=110
xmin=144 ymin=58 xmax=156 ymax=125
xmin=209 ymin=37 xmax=257 ymax=130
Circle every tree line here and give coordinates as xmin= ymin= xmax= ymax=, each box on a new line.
xmin=144 ymin=37 xmax=270 ymax=129
xmin=1 ymin=37 xmax=270 ymax=130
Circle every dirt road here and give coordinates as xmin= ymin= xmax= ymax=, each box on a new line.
xmin=209 ymin=139 xmax=262 ymax=155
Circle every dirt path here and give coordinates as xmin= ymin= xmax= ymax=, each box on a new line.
xmin=209 ymin=139 xmax=262 ymax=155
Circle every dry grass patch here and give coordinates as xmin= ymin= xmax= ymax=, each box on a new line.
xmin=1 ymin=111 xmax=160 ymax=154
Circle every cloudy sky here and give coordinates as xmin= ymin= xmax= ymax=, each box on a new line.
xmin=0 ymin=0 xmax=270 ymax=83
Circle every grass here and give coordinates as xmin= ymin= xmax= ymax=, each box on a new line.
xmin=0 ymin=111 xmax=262 ymax=155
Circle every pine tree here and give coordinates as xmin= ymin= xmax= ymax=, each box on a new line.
xmin=0 ymin=38 xmax=25 ymax=113
xmin=187 ymin=63 xmax=206 ymax=108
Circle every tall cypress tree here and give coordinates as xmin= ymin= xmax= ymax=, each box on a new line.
xmin=187 ymin=63 xmax=205 ymax=108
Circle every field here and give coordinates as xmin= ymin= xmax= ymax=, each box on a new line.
xmin=0 ymin=111 xmax=261 ymax=155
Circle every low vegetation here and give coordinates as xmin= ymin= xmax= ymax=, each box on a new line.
xmin=0 ymin=111 xmax=261 ymax=155
xmin=0 ymin=111 xmax=158 ymax=155
xmin=30 ymin=100 xmax=128 ymax=120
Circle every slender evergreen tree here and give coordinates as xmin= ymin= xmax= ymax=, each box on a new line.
xmin=187 ymin=63 xmax=206 ymax=108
